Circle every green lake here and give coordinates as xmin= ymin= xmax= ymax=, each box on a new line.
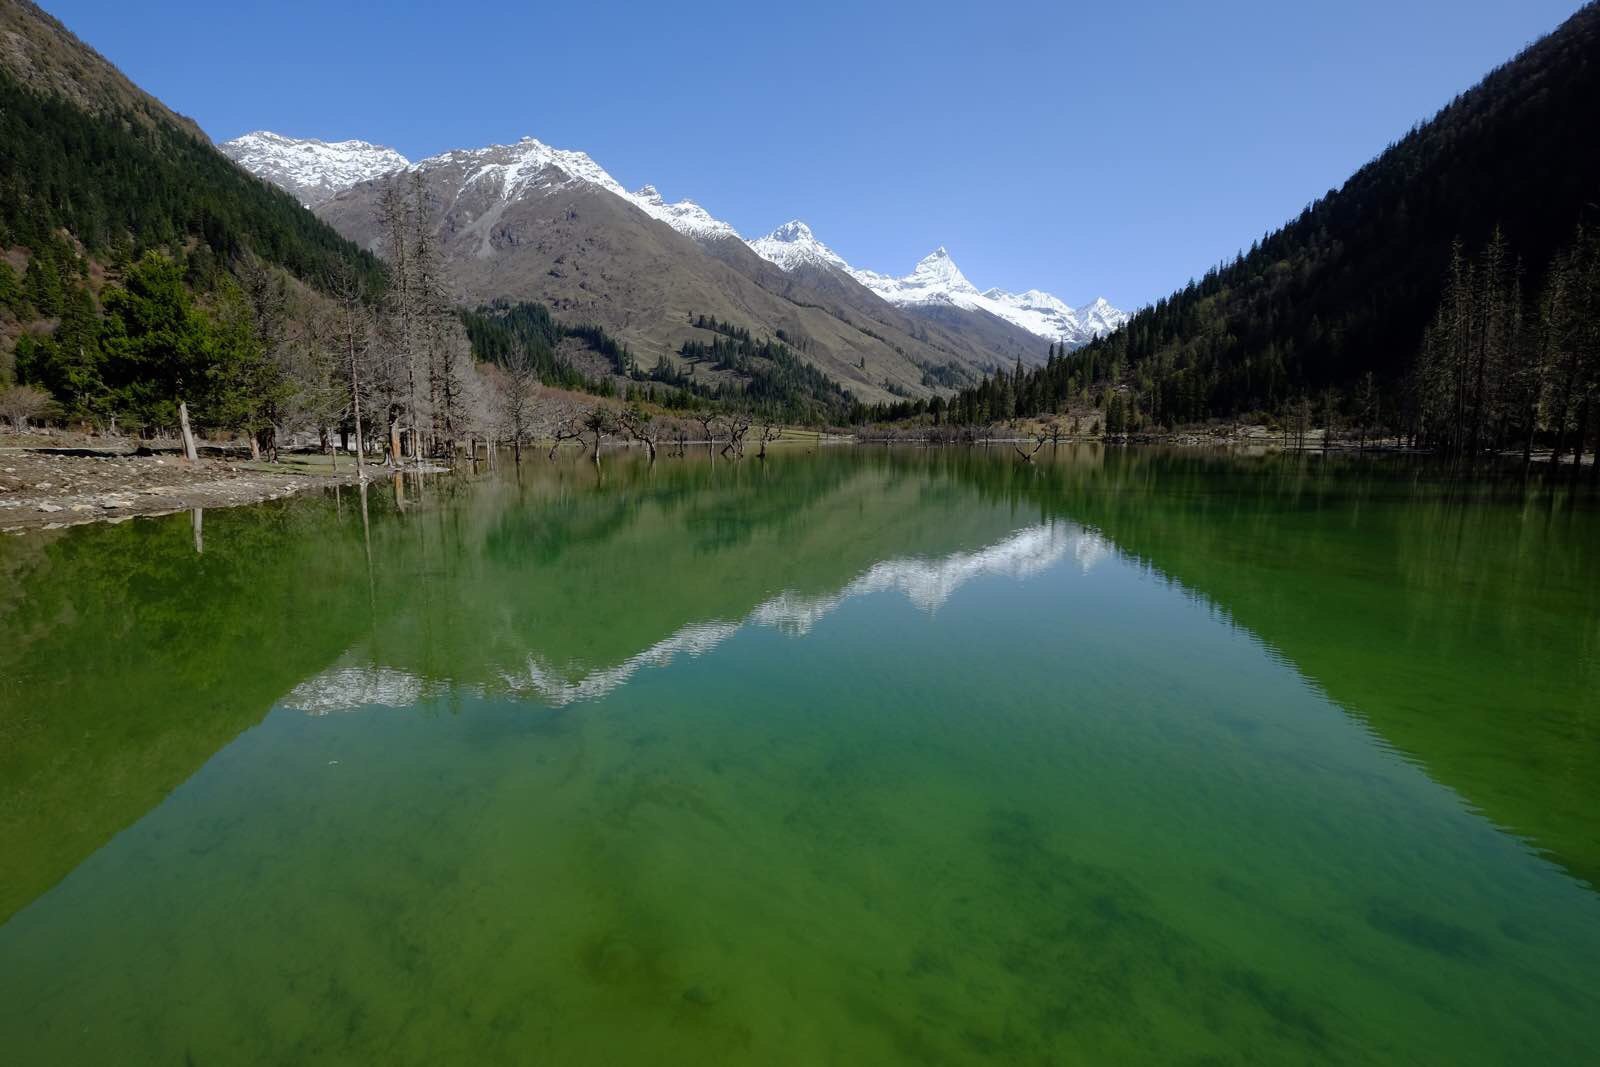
xmin=1 ymin=446 xmax=1597 ymax=1065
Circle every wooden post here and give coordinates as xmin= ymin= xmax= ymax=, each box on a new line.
xmin=178 ymin=400 xmax=199 ymax=463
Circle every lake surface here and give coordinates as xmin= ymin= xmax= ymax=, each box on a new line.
xmin=1 ymin=446 xmax=1597 ymax=1065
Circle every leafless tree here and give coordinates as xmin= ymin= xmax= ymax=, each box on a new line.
xmin=755 ymin=421 xmax=782 ymax=459
xmin=583 ymin=406 xmax=616 ymax=463
xmin=545 ymin=396 xmax=586 ymax=460
xmin=0 ymin=385 xmax=52 ymax=432
xmin=693 ymin=409 xmax=721 ymax=451
xmin=375 ymin=179 xmax=415 ymax=465
xmin=496 ymin=350 xmax=538 ymax=465
xmin=328 ymin=263 xmax=373 ymax=479
xmin=1014 ymin=434 xmax=1047 ymax=463
xmin=618 ymin=404 xmax=662 ymax=463
xmin=721 ymin=410 xmax=752 ymax=458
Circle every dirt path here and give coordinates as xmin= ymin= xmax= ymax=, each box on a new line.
xmin=0 ymin=446 xmax=366 ymax=532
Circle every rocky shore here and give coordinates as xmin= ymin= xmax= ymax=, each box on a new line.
xmin=0 ymin=443 xmax=364 ymax=533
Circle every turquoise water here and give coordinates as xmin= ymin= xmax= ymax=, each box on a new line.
xmin=1 ymin=447 xmax=1597 ymax=1064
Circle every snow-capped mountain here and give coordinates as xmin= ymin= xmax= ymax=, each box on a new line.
xmin=978 ymin=288 xmax=1131 ymax=347
xmin=746 ymin=220 xmax=852 ymax=273
xmin=227 ymin=130 xmax=1124 ymax=348
xmin=746 ymin=223 xmax=1125 ymax=348
xmin=220 ymin=131 xmax=410 ymax=207
xmin=822 ymin=243 xmax=1125 ymax=347
xmin=630 ymin=185 xmax=741 ymax=242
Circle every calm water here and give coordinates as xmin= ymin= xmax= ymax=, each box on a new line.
xmin=1 ymin=446 xmax=1597 ymax=1065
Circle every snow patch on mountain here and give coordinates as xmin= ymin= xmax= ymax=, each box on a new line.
xmin=847 ymin=246 xmax=1126 ymax=346
xmin=438 ymin=137 xmax=631 ymax=201
xmin=631 ymin=185 xmax=741 ymax=241
xmin=220 ymin=131 xmax=410 ymax=207
xmin=749 ymin=222 xmax=1126 ymax=346
xmin=747 ymin=220 xmax=852 ymax=272
xmin=417 ymin=138 xmax=743 ymax=241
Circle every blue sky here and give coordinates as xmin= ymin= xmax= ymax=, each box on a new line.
xmin=42 ymin=0 xmax=1586 ymax=310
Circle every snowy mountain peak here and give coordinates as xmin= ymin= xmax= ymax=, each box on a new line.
xmin=749 ymin=220 xmax=851 ymax=272
xmin=907 ymin=246 xmax=979 ymax=296
xmin=415 ymin=140 xmax=742 ymax=241
xmin=842 ymin=242 xmax=1126 ymax=346
xmin=219 ymin=131 xmax=410 ymax=207
xmin=439 ymin=137 xmax=629 ymax=203
xmin=771 ymin=220 xmax=815 ymax=242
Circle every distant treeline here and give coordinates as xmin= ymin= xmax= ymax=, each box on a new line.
xmin=462 ymin=302 xmax=855 ymax=422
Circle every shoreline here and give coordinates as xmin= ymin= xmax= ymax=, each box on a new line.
xmin=0 ymin=444 xmax=368 ymax=533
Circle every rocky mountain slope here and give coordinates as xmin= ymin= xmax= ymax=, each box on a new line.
xmin=225 ymin=130 xmax=1125 ymax=397
xmin=231 ymin=136 xmax=1066 ymax=401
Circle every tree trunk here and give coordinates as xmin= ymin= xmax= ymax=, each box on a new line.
xmin=1570 ymin=397 xmax=1590 ymax=481
xmin=248 ymin=433 xmax=261 ymax=461
xmin=389 ymin=419 xmax=402 ymax=466
xmin=178 ymin=400 xmax=199 ymax=463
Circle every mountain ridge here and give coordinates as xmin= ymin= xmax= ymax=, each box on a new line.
xmin=221 ymin=130 xmax=1125 ymax=350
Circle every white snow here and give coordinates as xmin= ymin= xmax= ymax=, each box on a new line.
xmin=220 ymin=131 xmax=410 ymax=207
xmin=750 ymin=222 xmax=1128 ymax=346
xmin=630 ymin=184 xmax=742 ymax=241
xmin=746 ymin=220 xmax=853 ymax=272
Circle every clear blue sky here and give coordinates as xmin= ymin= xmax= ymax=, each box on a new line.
xmin=41 ymin=0 xmax=1587 ymax=310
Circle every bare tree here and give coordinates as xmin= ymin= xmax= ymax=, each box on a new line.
xmin=544 ymin=396 xmax=586 ymax=460
xmin=0 ymin=385 xmax=52 ymax=432
xmin=1014 ymin=433 xmax=1047 ymax=464
xmin=618 ymin=404 xmax=661 ymax=463
xmin=693 ymin=409 xmax=722 ymax=451
xmin=496 ymin=349 xmax=538 ymax=465
xmin=376 ymin=179 xmax=416 ymax=465
xmin=583 ymin=406 xmax=615 ymax=463
xmin=721 ymin=410 xmax=752 ymax=458
xmin=755 ymin=420 xmax=782 ymax=460
xmin=329 ymin=264 xmax=373 ymax=479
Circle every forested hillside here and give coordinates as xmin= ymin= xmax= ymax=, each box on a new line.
xmin=463 ymin=300 xmax=855 ymax=423
xmin=0 ymin=0 xmax=383 ymax=444
xmin=913 ymin=2 xmax=1600 ymax=463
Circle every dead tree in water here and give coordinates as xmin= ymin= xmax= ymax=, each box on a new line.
xmin=1014 ymin=435 xmax=1047 ymax=464
xmin=546 ymin=400 xmax=585 ymax=461
xmin=495 ymin=353 xmax=537 ymax=465
xmin=755 ymin=422 xmax=782 ymax=460
xmin=582 ymin=407 xmax=615 ymax=463
xmin=693 ymin=410 xmax=722 ymax=452
xmin=721 ymin=411 xmax=752 ymax=458
xmin=618 ymin=404 xmax=661 ymax=463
